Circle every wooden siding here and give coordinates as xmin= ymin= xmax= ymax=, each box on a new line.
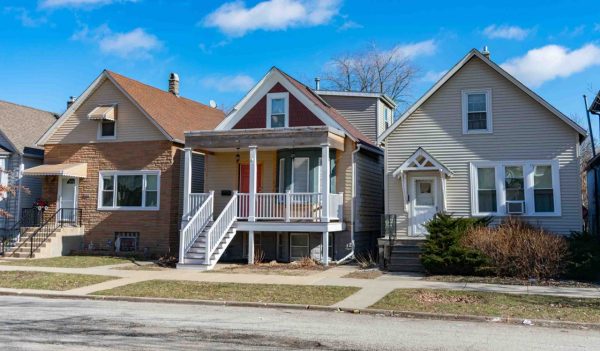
xmin=233 ymin=83 xmax=324 ymax=129
xmin=320 ymin=95 xmax=378 ymax=143
xmin=385 ymin=57 xmax=582 ymax=235
xmin=47 ymin=78 xmax=166 ymax=144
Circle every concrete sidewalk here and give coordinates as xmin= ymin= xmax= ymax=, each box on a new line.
xmin=0 ymin=262 xmax=598 ymax=309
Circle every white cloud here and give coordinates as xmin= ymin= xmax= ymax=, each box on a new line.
xmin=4 ymin=7 xmax=47 ymax=27
xmin=483 ymin=24 xmax=531 ymax=40
xmin=72 ymin=25 xmax=162 ymax=59
xmin=203 ymin=0 xmax=341 ymax=37
xmin=201 ymin=74 xmax=255 ymax=93
xmin=388 ymin=39 xmax=437 ymax=60
xmin=337 ymin=20 xmax=362 ymax=32
xmin=421 ymin=70 xmax=448 ymax=82
xmin=501 ymin=44 xmax=600 ymax=87
xmin=39 ymin=0 xmax=137 ymax=9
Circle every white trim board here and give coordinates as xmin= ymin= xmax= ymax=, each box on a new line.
xmin=378 ymin=49 xmax=587 ymax=144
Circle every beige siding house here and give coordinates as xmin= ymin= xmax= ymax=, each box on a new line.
xmin=379 ymin=49 xmax=586 ymax=240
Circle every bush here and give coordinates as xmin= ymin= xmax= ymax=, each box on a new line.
xmin=565 ymin=231 xmax=600 ymax=282
xmin=462 ymin=218 xmax=568 ymax=279
xmin=420 ymin=213 xmax=491 ymax=275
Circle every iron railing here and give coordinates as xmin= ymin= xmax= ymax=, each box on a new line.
xmin=21 ymin=207 xmax=44 ymax=227
xmin=1 ymin=219 xmax=22 ymax=254
xmin=381 ymin=214 xmax=397 ymax=242
xmin=7 ymin=208 xmax=82 ymax=258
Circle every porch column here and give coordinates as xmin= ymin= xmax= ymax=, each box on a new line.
xmin=248 ymin=231 xmax=255 ymax=265
xmin=248 ymin=145 xmax=257 ymax=222
xmin=320 ymin=143 xmax=330 ymax=222
xmin=322 ymin=231 xmax=329 ymax=266
xmin=182 ymin=147 xmax=192 ymax=224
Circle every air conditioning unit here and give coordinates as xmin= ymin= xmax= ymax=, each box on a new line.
xmin=506 ymin=201 xmax=525 ymax=215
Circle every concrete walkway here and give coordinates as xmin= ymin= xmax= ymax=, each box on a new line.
xmin=0 ymin=262 xmax=598 ymax=309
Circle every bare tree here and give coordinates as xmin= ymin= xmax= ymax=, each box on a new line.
xmin=321 ymin=43 xmax=415 ymax=107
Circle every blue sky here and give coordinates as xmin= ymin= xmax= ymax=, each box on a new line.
xmin=1 ymin=0 xmax=599 ymax=130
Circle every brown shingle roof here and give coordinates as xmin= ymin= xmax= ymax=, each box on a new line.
xmin=106 ymin=70 xmax=225 ymax=142
xmin=276 ymin=68 xmax=374 ymax=145
xmin=0 ymin=100 xmax=57 ymax=154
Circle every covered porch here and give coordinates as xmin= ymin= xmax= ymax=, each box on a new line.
xmin=180 ymin=126 xmax=348 ymax=266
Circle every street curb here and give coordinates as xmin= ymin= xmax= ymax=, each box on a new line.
xmin=1 ymin=290 xmax=598 ymax=331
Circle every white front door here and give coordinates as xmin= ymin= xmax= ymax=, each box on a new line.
xmin=410 ymin=177 xmax=438 ymax=236
xmin=58 ymin=177 xmax=78 ymax=223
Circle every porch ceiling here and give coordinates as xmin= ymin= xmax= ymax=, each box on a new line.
xmin=185 ymin=126 xmax=346 ymax=151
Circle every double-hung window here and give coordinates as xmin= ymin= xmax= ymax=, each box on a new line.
xmin=290 ymin=233 xmax=310 ymax=260
xmin=99 ymin=119 xmax=116 ymax=139
xmin=98 ymin=171 xmax=160 ymax=210
xmin=291 ymin=157 xmax=310 ymax=193
xmin=266 ymin=92 xmax=289 ymax=128
xmin=462 ymin=89 xmax=492 ymax=133
xmin=471 ymin=161 xmax=560 ymax=216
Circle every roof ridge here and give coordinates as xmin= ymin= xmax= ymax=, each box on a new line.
xmin=105 ymin=70 xmax=215 ymax=111
xmin=0 ymin=99 xmax=57 ymax=116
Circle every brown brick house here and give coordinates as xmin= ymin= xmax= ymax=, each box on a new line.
xmin=27 ymin=71 xmax=224 ymax=255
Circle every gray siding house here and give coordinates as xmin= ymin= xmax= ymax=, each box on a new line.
xmin=379 ymin=49 xmax=586 ymax=242
xmin=0 ymin=101 xmax=57 ymax=235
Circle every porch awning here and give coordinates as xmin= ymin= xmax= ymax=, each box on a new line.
xmin=88 ymin=105 xmax=116 ymax=121
xmin=23 ymin=163 xmax=87 ymax=178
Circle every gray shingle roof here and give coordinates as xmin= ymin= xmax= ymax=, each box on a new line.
xmin=0 ymin=100 xmax=57 ymax=155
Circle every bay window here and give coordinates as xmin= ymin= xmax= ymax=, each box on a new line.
xmin=471 ymin=161 xmax=560 ymax=216
xmin=98 ymin=171 xmax=160 ymax=210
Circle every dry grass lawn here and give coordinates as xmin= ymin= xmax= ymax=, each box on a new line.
xmin=209 ymin=263 xmax=328 ymax=276
xmin=0 ymin=256 xmax=132 ymax=268
xmin=425 ymin=275 xmax=599 ymax=288
xmin=94 ymin=280 xmax=359 ymax=306
xmin=342 ymin=269 xmax=383 ymax=279
xmin=0 ymin=271 xmax=116 ymax=291
xmin=371 ymin=289 xmax=600 ymax=324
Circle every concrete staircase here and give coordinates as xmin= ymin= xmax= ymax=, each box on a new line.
xmin=386 ymin=237 xmax=425 ymax=273
xmin=3 ymin=226 xmax=84 ymax=259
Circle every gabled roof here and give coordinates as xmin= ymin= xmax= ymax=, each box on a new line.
xmin=378 ymin=49 xmax=587 ymax=144
xmin=316 ymin=90 xmax=397 ymax=108
xmin=39 ymin=70 xmax=225 ymax=145
xmin=392 ymin=147 xmax=453 ymax=178
xmin=217 ymin=67 xmax=375 ymax=145
xmin=0 ymin=100 xmax=57 ymax=155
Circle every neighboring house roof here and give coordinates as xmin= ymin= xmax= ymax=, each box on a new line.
xmin=378 ymin=49 xmax=588 ymax=144
xmin=589 ymin=90 xmax=600 ymax=115
xmin=316 ymin=90 xmax=397 ymax=108
xmin=38 ymin=70 xmax=225 ymax=145
xmin=217 ymin=67 xmax=375 ymax=145
xmin=0 ymin=100 xmax=57 ymax=155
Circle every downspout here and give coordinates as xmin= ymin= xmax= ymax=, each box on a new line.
xmin=337 ymin=143 xmax=362 ymax=264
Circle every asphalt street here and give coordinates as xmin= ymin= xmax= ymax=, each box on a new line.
xmin=0 ymin=295 xmax=598 ymax=350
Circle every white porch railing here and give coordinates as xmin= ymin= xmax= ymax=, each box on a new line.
xmin=185 ymin=193 xmax=210 ymax=219
xmin=205 ymin=192 xmax=238 ymax=265
xmin=236 ymin=192 xmax=343 ymax=222
xmin=179 ymin=192 xmax=213 ymax=264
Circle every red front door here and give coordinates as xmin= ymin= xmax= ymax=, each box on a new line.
xmin=239 ymin=164 xmax=263 ymax=192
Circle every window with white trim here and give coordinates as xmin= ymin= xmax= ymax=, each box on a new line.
xmin=462 ymin=89 xmax=492 ymax=133
xmin=266 ymin=92 xmax=289 ymax=128
xmin=471 ymin=161 xmax=560 ymax=216
xmin=98 ymin=171 xmax=160 ymax=210
xmin=98 ymin=119 xmax=116 ymax=139
xmin=291 ymin=157 xmax=310 ymax=192
xmin=290 ymin=233 xmax=309 ymax=260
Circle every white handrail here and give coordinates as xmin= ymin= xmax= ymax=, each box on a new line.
xmin=205 ymin=192 xmax=238 ymax=264
xmin=184 ymin=193 xmax=210 ymax=219
xmin=179 ymin=191 xmax=213 ymax=264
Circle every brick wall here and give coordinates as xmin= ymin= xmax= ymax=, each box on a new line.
xmin=233 ymin=83 xmax=324 ymax=129
xmin=42 ymin=141 xmax=182 ymax=255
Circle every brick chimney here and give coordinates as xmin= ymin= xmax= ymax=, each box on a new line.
xmin=169 ymin=73 xmax=180 ymax=97
xmin=482 ymin=46 xmax=491 ymax=59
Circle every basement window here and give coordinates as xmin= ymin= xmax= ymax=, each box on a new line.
xmin=115 ymin=232 xmax=139 ymax=252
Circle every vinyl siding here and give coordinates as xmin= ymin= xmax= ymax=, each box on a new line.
xmin=354 ymin=148 xmax=384 ymax=253
xmin=320 ymin=95 xmax=378 ymax=142
xmin=385 ymin=57 xmax=582 ymax=235
xmin=1 ymin=153 xmax=20 ymax=229
xmin=20 ymin=156 xmax=44 ymax=213
xmin=47 ymin=78 xmax=165 ymax=144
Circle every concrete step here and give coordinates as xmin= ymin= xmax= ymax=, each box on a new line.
xmin=390 ymin=257 xmax=422 ymax=266
xmin=387 ymin=263 xmax=425 ymax=273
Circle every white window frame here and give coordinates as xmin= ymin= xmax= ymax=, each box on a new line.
xmin=291 ymin=157 xmax=310 ymax=193
xmin=470 ymin=160 xmax=561 ymax=217
xmin=97 ymin=119 xmax=117 ymax=140
xmin=290 ymin=232 xmax=310 ymax=260
xmin=462 ymin=89 xmax=492 ymax=134
xmin=266 ymin=92 xmax=289 ymax=128
xmin=97 ymin=170 xmax=160 ymax=211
